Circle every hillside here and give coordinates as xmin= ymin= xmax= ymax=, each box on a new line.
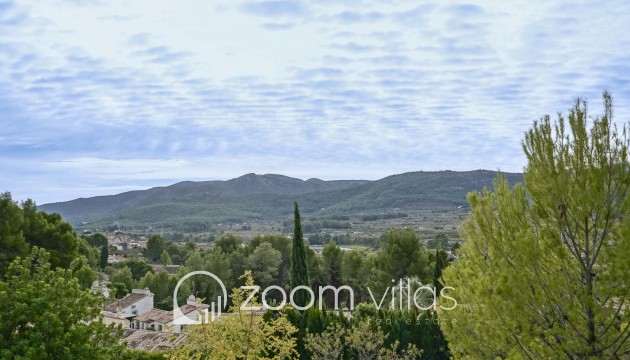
xmin=39 ymin=171 xmax=523 ymax=230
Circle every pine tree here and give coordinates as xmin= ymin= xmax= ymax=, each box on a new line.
xmin=441 ymin=93 xmax=630 ymax=358
xmin=99 ymin=245 xmax=108 ymax=270
xmin=160 ymin=250 xmax=172 ymax=265
xmin=290 ymin=202 xmax=310 ymax=308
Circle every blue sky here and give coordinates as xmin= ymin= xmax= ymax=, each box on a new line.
xmin=1 ymin=0 xmax=630 ymax=204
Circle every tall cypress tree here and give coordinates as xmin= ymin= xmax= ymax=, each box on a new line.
xmin=99 ymin=245 xmax=108 ymax=270
xmin=290 ymin=202 xmax=310 ymax=307
xmin=433 ymin=249 xmax=447 ymax=295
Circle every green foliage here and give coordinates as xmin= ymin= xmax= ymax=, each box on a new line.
xmin=41 ymin=171 xmax=521 ymax=230
xmin=369 ymin=228 xmax=429 ymax=295
xmin=290 ymin=202 xmax=310 ymax=308
xmin=111 ymin=282 xmax=129 ymax=299
xmin=112 ymin=258 xmax=154 ymax=281
xmin=99 ymin=245 xmax=108 ymax=270
xmin=73 ymin=261 xmax=97 ymax=289
xmin=214 ymin=234 xmax=242 ymax=254
xmin=120 ymin=350 xmax=167 ymax=360
xmin=21 ymin=200 xmax=80 ymax=269
xmin=0 ymin=247 xmax=124 ymax=359
xmin=427 ymin=234 xmax=449 ymax=249
xmin=442 ymin=93 xmax=630 ymax=358
xmin=432 ymin=249 xmax=448 ymax=295
xmin=170 ymin=271 xmax=298 ymax=360
xmin=86 ymin=233 xmax=108 ymax=248
xmin=0 ymin=192 xmax=29 ymax=274
xmin=77 ymin=236 xmax=99 ymax=268
xmin=144 ymin=234 xmax=166 ymax=262
xmin=246 ymin=242 xmax=282 ymax=288
xmin=360 ymin=212 xmax=409 ymax=221
xmin=110 ymin=266 xmax=133 ymax=293
xmin=138 ymin=271 xmax=178 ymax=310
xmin=160 ymin=250 xmax=173 ymax=265
xmin=249 ymin=233 xmax=292 ymax=287
xmin=304 ymin=316 xmax=421 ymax=360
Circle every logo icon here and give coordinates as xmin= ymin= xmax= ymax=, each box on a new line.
xmin=172 ymin=271 xmax=228 ymax=324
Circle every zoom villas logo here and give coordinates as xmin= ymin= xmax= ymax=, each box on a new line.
xmin=173 ymin=271 xmax=457 ymax=324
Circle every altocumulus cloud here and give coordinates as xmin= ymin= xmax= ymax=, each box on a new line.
xmin=0 ymin=0 xmax=629 ymax=203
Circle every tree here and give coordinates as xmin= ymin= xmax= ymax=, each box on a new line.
xmin=111 ymin=282 xmax=129 ymax=299
xmin=74 ymin=261 xmax=97 ymax=289
xmin=249 ymin=234 xmax=292 ymax=287
xmin=99 ymin=245 xmax=108 ymax=270
xmin=139 ymin=271 xmax=178 ymax=310
xmin=304 ymin=319 xmax=420 ymax=360
xmin=170 ymin=271 xmax=298 ymax=360
xmin=143 ymin=235 xmax=166 ymax=262
xmin=0 ymin=247 xmax=125 ymax=359
xmin=112 ymin=258 xmax=154 ymax=281
xmin=214 ymin=234 xmax=242 ymax=254
xmin=160 ymin=250 xmax=173 ymax=265
xmin=109 ymin=266 xmax=133 ymax=294
xmin=441 ymin=93 xmax=630 ymax=358
xmin=86 ymin=233 xmax=108 ymax=248
xmin=370 ymin=228 xmax=429 ymax=295
xmin=246 ymin=242 xmax=282 ymax=289
xmin=290 ymin=202 xmax=310 ymax=308
xmin=433 ymin=249 xmax=448 ymax=295
xmin=20 ymin=200 xmax=79 ymax=269
xmin=321 ymin=241 xmax=343 ymax=306
xmin=0 ymin=192 xmax=28 ymax=275
xmin=427 ymin=234 xmax=449 ymax=249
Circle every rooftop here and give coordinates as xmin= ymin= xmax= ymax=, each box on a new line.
xmin=121 ymin=329 xmax=186 ymax=351
xmin=104 ymin=290 xmax=152 ymax=312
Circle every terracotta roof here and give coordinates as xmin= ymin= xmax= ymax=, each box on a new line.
xmin=104 ymin=293 xmax=149 ymax=312
xmin=178 ymin=303 xmax=209 ymax=315
xmin=135 ymin=308 xmax=173 ymax=324
xmin=121 ymin=329 xmax=187 ymax=351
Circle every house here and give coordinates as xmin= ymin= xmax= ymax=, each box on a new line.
xmin=101 ymin=309 xmax=130 ymax=328
xmin=90 ymin=280 xmax=111 ymax=299
xmin=103 ymin=288 xmax=154 ymax=318
xmin=107 ymin=254 xmax=124 ymax=264
xmin=131 ymin=295 xmax=210 ymax=333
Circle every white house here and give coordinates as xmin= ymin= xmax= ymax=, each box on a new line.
xmin=107 ymin=254 xmax=124 ymax=264
xmin=132 ymin=295 xmax=210 ymax=333
xmin=90 ymin=280 xmax=111 ymax=299
xmin=103 ymin=288 xmax=154 ymax=318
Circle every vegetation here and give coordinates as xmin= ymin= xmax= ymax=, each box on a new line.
xmin=170 ymin=271 xmax=299 ymax=360
xmin=0 ymin=248 xmax=125 ymax=359
xmin=442 ymin=93 xmax=630 ymax=358
xmin=39 ymin=171 xmax=522 ymax=230
xmin=290 ymin=202 xmax=310 ymax=308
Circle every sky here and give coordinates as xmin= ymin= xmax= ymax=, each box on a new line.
xmin=1 ymin=0 xmax=630 ymax=204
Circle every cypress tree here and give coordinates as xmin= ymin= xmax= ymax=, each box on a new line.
xmin=290 ymin=202 xmax=310 ymax=308
xmin=433 ymin=249 xmax=447 ymax=295
xmin=99 ymin=245 xmax=108 ymax=270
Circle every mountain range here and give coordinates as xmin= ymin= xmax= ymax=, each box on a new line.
xmin=39 ymin=171 xmax=523 ymax=230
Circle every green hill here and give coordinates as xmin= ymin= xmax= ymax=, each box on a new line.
xmin=39 ymin=171 xmax=523 ymax=229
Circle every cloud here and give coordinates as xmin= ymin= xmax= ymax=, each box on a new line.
xmin=260 ymin=22 xmax=295 ymax=30
xmin=239 ymin=0 xmax=307 ymax=17
xmin=1 ymin=0 xmax=629 ymax=204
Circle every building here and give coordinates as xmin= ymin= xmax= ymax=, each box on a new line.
xmin=103 ymin=288 xmax=154 ymax=318
xmin=90 ymin=280 xmax=111 ymax=299
xmin=131 ymin=295 xmax=210 ymax=333
xmin=107 ymin=254 xmax=124 ymax=264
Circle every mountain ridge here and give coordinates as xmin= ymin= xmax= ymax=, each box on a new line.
xmin=39 ymin=170 xmax=523 ymax=229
